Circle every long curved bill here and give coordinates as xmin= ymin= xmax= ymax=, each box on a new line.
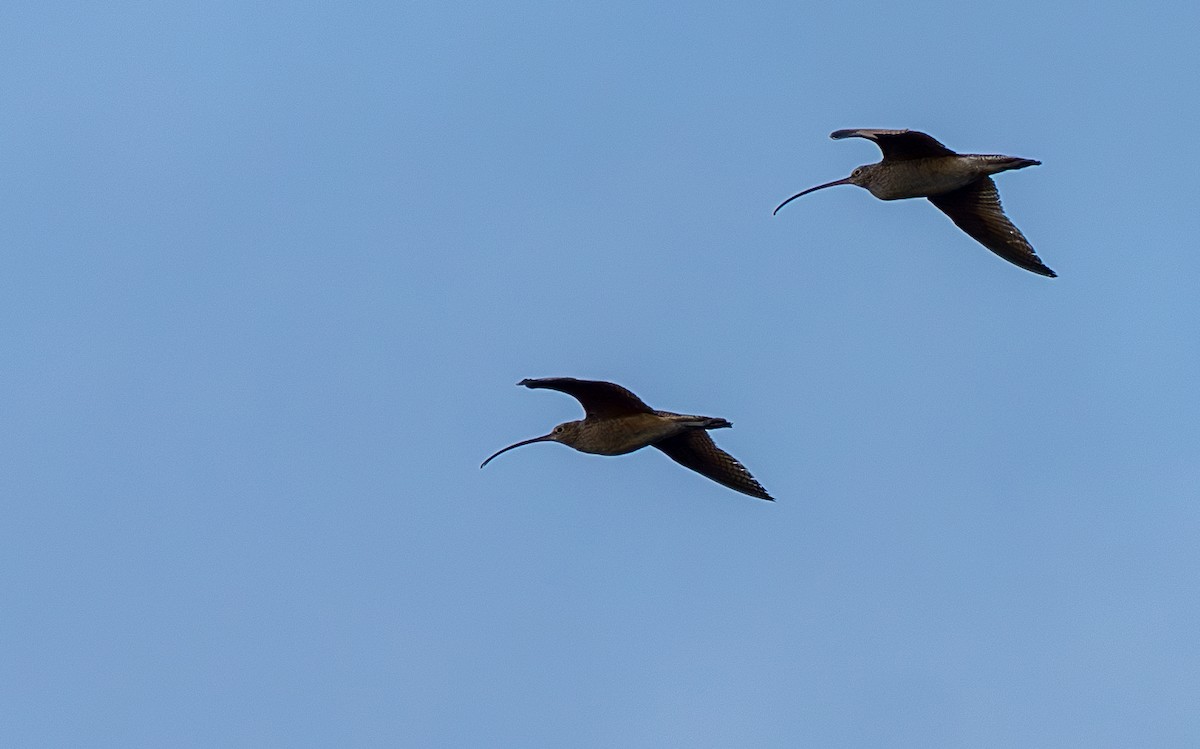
xmin=480 ymin=433 xmax=554 ymax=468
xmin=772 ymin=176 xmax=854 ymax=215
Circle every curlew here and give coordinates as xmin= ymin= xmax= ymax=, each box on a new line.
xmin=482 ymin=377 xmax=774 ymax=501
xmin=774 ymin=128 xmax=1055 ymax=277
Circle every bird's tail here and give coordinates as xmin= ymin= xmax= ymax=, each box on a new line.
xmin=976 ymin=155 xmax=1041 ymax=173
xmin=661 ymin=413 xmax=732 ymax=430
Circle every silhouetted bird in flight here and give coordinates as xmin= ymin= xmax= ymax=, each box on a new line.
xmin=774 ymin=128 xmax=1055 ymax=277
xmin=482 ymin=377 xmax=774 ymax=501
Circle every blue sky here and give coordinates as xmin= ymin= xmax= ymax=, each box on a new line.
xmin=3 ymin=1 xmax=1199 ymax=746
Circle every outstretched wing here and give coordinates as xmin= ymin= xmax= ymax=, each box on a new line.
xmin=830 ymin=128 xmax=956 ymax=161
xmin=928 ymin=178 xmax=1057 ymax=277
xmin=654 ymin=430 xmax=774 ymax=501
xmin=519 ymin=377 xmax=654 ymax=418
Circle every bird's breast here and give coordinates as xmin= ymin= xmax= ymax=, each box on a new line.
xmin=867 ymin=159 xmax=980 ymax=200
xmin=573 ymin=414 xmax=685 ymax=456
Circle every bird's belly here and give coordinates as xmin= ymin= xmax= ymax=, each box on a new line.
xmin=870 ymin=161 xmax=977 ymax=200
xmin=574 ymin=415 xmax=683 ymax=456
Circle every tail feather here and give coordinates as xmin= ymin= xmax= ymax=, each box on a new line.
xmin=658 ymin=411 xmax=732 ymax=430
xmin=976 ymin=154 xmax=1041 ymax=173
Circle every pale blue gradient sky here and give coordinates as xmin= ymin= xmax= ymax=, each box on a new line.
xmin=3 ymin=1 xmax=1199 ymax=746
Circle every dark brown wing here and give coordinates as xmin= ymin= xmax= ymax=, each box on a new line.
xmin=518 ymin=377 xmax=654 ymax=418
xmin=927 ymin=178 xmax=1057 ymax=277
xmin=654 ymin=430 xmax=774 ymax=501
xmin=830 ymin=128 xmax=956 ymax=161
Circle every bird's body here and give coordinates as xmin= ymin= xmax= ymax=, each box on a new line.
xmin=851 ymin=155 xmax=1032 ymax=201
xmin=774 ymin=129 xmax=1055 ymax=277
xmin=558 ymin=411 xmax=732 ymax=456
xmin=482 ymin=377 xmax=772 ymax=501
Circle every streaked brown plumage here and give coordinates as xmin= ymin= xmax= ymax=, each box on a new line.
xmin=774 ymin=128 xmax=1055 ymax=277
xmin=482 ymin=377 xmax=774 ymax=501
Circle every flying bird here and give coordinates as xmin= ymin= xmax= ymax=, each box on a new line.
xmin=774 ymin=128 xmax=1055 ymax=277
xmin=482 ymin=377 xmax=774 ymax=501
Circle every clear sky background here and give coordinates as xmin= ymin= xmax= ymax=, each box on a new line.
xmin=3 ymin=1 xmax=1198 ymax=746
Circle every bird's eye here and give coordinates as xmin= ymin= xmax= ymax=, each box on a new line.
xmin=851 ymin=168 xmax=862 ymax=177
xmin=553 ymin=426 xmax=563 ymax=434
